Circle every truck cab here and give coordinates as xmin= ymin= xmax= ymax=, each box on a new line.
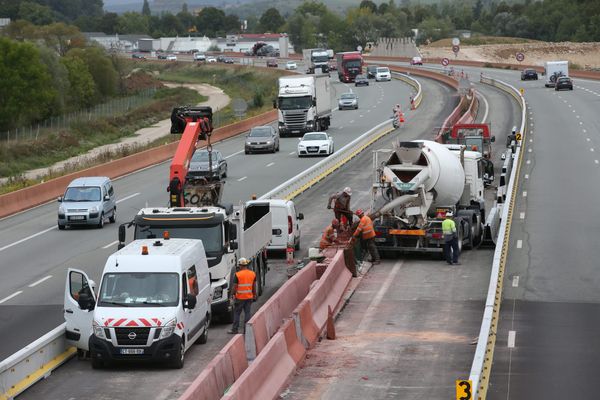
xmin=64 ymin=238 xmax=211 ymax=369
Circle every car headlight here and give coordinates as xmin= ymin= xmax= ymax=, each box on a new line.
xmin=213 ymin=285 xmax=223 ymax=300
xmin=298 ymin=144 xmax=305 ymax=149
xmin=159 ymin=319 xmax=176 ymax=340
xmin=89 ymin=205 xmax=99 ymax=213
xmin=93 ymin=321 xmax=106 ymax=339
xmin=320 ymin=144 xmax=329 ymax=148
xmin=266 ymin=140 xmax=272 ymax=145
xmin=59 ymin=204 xmax=66 ymax=213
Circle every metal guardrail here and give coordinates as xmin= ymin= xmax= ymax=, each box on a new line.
xmin=0 ymin=323 xmax=74 ymax=400
xmin=468 ymin=76 xmax=527 ymax=399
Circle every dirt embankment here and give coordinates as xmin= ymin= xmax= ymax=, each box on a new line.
xmin=420 ymin=41 xmax=600 ymax=69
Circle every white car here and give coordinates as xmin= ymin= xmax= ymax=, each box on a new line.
xmin=375 ymin=67 xmax=391 ymax=81
xmin=297 ymin=132 xmax=334 ymax=157
xmin=410 ymin=56 xmax=423 ymax=65
xmin=193 ymin=53 xmax=206 ymax=61
xmin=285 ymin=61 xmax=297 ymax=70
xmin=207 ymin=57 xmax=217 ymax=63
xmin=166 ymin=55 xmax=177 ymax=61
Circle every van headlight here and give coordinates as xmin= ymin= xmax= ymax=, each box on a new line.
xmin=89 ymin=205 xmax=99 ymax=213
xmin=159 ymin=319 xmax=176 ymax=340
xmin=93 ymin=321 xmax=106 ymax=339
xmin=213 ymin=285 xmax=223 ymax=300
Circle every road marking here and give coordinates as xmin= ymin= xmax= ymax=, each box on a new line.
xmin=529 ymin=139 xmax=533 ymax=143
xmin=349 ymin=120 xmax=355 ymax=123
xmin=102 ymin=240 xmax=119 ymax=249
xmin=116 ymin=192 xmax=140 ymax=204
xmin=572 ymin=110 xmax=576 ymax=113
xmin=367 ymin=109 xmax=371 ymax=113
xmin=580 ymin=122 xmax=584 ymax=125
xmin=512 ymin=276 xmax=520 ymax=287
xmin=339 ymin=126 xmax=344 ymax=129
xmin=237 ymin=176 xmax=247 ymax=182
xmin=568 ymin=104 xmax=572 ymax=107
xmin=0 ymin=291 xmax=23 ymax=304
xmin=226 ymin=150 xmax=244 ymax=159
xmin=591 ymin=148 xmax=595 ymax=152
xmin=266 ymin=162 xmax=275 ymax=167
xmin=526 ymin=160 xmax=531 ymax=164
xmin=583 ymin=129 xmax=587 ymax=133
xmin=523 ymin=191 xmax=527 ymax=197
xmin=479 ymin=92 xmax=490 ymax=123
xmin=28 ymin=275 xmax=52 ymax=288
xmin=508 ymin=330 xmax=516 ymax=348
xmin=517 ymin=240 xmax=523 ymax=248
xmin=525 ymin=174 xmax=529 ymax=179
xmin=595 ymin=160 xmax=599 ymax=165
xmin=576 ymin=115 xmax=580 ymax=118
xmin=520 ymin=212 xmax=525 ymax=219
xmin=587 ymin=138 xmax=591 ymax=142
xmin=289 ymin=151 xmax=296 ymax=155
xmin=528 ymin=148 xmax=532 ymax=153
xmin=359 ymin=115 xmax=363 ymax=118
xmin=0 ymin=226 xmax=56 ymax=253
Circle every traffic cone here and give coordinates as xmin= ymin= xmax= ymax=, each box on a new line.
xmin=326 ymin=305 xmax=336 ymax=340
xmin=410 ymin=97 xmax=415 ymax=110
xmin=286 ymin=246 xmax=294 ymax=265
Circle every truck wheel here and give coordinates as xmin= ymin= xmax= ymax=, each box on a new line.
xmin=97 ymin=213 xmax=104 ymax=229
xmin=58 ymin=223 xmax=65 ymax=230
xmin=109 ymin=207 xmax=116 ymax=223
xmin=170 ymin=337 xmax=185 ymax=369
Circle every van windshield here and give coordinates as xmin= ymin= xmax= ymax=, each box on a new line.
xmin=64 ymin=186 xmax=101 ymax=202
xmin=134 ymin=224 xmax=222 ymax=253
xmin=98 ymin=272 xmax=179 ymax=307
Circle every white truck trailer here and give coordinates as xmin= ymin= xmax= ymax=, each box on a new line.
xmin=302 ymin=48 xmax=330 ymax=74
xmin=544 ymin=61 xmax=569 ymax=87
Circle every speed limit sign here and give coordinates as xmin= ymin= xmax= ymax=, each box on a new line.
xmin=441 ymin=58 xmax=450 ymax=66
xmin=452 ymin=45 xmax=460 ymax=54
xmin=516 ymin=52 xmax=525 ymax=62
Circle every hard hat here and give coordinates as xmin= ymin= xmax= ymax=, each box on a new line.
xmin=343 ymin=187 xmax=352 ymax=196
xmin=446 ymin=211 xmax=454 ymax=217
xmin=396 ymin=104 xmax=400 ymax=107
xmin=356 ymin=208 xmax=364 ymax=216
xmin=332 ymin=218 xmax=339 ymax=226
xmin=471 ymin=145 xmax=478 ymax=151
xmin=238 ymin=257 xmax=251 ymax=266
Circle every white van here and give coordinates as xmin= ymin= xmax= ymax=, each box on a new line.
xmin=64 ymin=238 xmax=211 ymax=369
xmin=249 ymin=199 xmax=303 ymax=253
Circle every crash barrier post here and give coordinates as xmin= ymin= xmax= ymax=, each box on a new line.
xmin=0 ymin=323 xmax=74 ymax=400
xmin=245 ymin=262 xmax=317 ymax=361
xmin=469 ymin=76 xmax=527 ymax=399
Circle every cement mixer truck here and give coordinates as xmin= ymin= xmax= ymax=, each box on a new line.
xmin=370 ymin=140 xmax=487 ymax=256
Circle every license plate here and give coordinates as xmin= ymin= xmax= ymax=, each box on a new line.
xmin=69 ymin=216 xmax=85 ymax=220
xmin=374 ymin=238 xmax=387 ymax=243
xmin=120 ymin=348 xmax=144 ymax=355
xmin=292 ymin=130 xmax=300 ymax=133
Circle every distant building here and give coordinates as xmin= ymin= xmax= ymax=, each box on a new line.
xmin=83 ymin=32 xmax=153 ymax=51
xmin=0 ymin=18 xmax=10 ymax=29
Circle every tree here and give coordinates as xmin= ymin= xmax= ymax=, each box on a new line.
xmin=3 ymin=20 xmax=38 ymax=42
xmin=142 ymin=0 xmax=151 ymax=16
xmin=160 ymin=13 xmax=185 ymax=36
xmin=61 ymin=55 xmax=95 ymax=108
xmin=359 ymin=0 xmax=377 ymax=13
xmin=41 ymin=23 xmax=85 ymax=57
xmin=0 ymin=38 xmax=56 ymax=130
xmin=99 ymin=13 xmax=119 ymax=35
xmin=67 ymin=47 xmax=118 ymax=100
xmin=259 ymin=8 xmax=285 ymax=33
xmin=117 ymin=12 xmax=150 ymax=34
xmin=38 ymin=45 xmax=70 ymax=114
xmin=196 ymin=7 xmax=225 ymax=36
xmin=18 ymin=1 xmax=56 ymax=25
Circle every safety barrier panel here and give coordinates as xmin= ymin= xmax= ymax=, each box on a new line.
xmin=456 ymin=90 xmax=479 ymax=125
xmin=468 ymin=76 xmax=527 ymax=399
xmin=179 ymin=334 xmax=247 ymax=400
xmin=0 ymin=323 xmax=74 ymax=400
xmin=390 ymin=72 xmax=423 ymax=109
xmin=245 ymin=262 xmax=317 ymax=361
xmin=0 ymin=110 xmax=277 ymax=219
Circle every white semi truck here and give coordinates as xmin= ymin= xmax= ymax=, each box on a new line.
xmin=544 ymin=60 xmax=569 ymax=87
xmin=302 ymin=48 xmax=330 ymax=74
xmin=275 ymin=75 xmax=332 ymax=136
xmin=370 ymin=140 xmax=488 ymax=255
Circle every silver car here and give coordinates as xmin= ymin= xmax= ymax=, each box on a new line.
xmin=58 ymin=177 xmax=116 ymax=229
xmin=245 ymin=125 xmax=280 ymax=154
xmin=338 ymin=93 xmax=358 ymax=110
xmin=187 ymin=149 xmax=227 ymax=180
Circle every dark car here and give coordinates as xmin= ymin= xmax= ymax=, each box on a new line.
xmin=521 ymin=69 xmax=538 ymax=80
xmin=555 ymin=76 xmax=573 ymax=91
xmin=217 ymin=55 xmax=226 ymax=62
xmin=366 ymin=65 xmax=378 ymax=79
xmin=132 ymin=53 xmax=146 ymax=60
xmin=186 ymin=149 xmax=227 ymax=180
xmin=267 ymin=59 xmax=278 ymax=68
xmin=157 ymin=54 xmax=167 ymax=60
xmin=354 ymin=74 xmax=369 ymax=86
xmin=224 ymin=57 xmax=235 ymax=64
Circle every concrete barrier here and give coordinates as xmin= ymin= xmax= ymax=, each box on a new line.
xmin=0 ymin=110 xmax=277 ymax=219
xmin=178 ymin=334 xmax=247 ymax=400
xmin=245 ymin=262 xmax=317 ymax=360
xmin=292 ymin=299 xmax=320 ymax=349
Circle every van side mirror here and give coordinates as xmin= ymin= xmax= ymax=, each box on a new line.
xmin=491 ymin=135 xmax=496 ymax=143
xmin=185 ymin=293 xmax=197 ymax=309
xmin=118 ymin=224 xmax=126 ymax=243
xmin=298 ymin=213 xmax=304 ymax=220
xmin=104 ymin=195 xmax=110 ymax=202
xmin=77 ymin=290 xmax=95 ymax=311
xmin=229 ymin=224 xmax=237 ymax=241
xmin=229 ymin=241 xmax=239 ymax=250
xmin=57 ymin=196 xmax=63 ymax=203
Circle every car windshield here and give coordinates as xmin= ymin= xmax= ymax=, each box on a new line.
xmin=356 ymin=75 xmax=366 ymax=80
xmin=341 ymin=94 xmax=356 ymax=99
xmin=558 ymin=77 xmax=569 ymax=82
xmin=135 ymin=224 xmax=223 ymax=253
xmin=64 ymin=186 xmax=101 ymax=202
xmin=98 ymin=273 xmax=179 ymax=307
xmin=249 ymin=127 xmax=272 ymax=137
xmin=377 ymin=68 xmax=389 ymax=73
xmin=312 ymin=55 xmax=329 ymax=62
xmin=192 ymin=151 xmax=221 ymax=162
xmin=287 ymin=62 xmax=296 ymax=66
xmin=303 ymin=133 xmax=327 ymax=141
xmin=368 ymin=66 xmax=378 ymax=71
xmin=278 ymin=96 xmax=311 ymax=110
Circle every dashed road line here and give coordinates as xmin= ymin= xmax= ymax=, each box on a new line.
xmin=520 ymin=212 xmax=525 ymax=219
xmin=0 ymin=226 xmax=56 ymax=253
xmin=266 ymin=162 xmax=275 ymax=167
xmin=523 ymin=191 xmax=527 ymax=197
xmin=516 ymin=240 xmax=523 ymax=248
xmin=512 ymin=276 xmax=520 ymax=287
xmin=102 ymin=240 xmax=119 ymax=249
xmin=289 ymin=151 xmax=296 ymax=155
xmin=226 ymin=150 xmax=244 ymax=159
xmin=28 ymin=275 xmax=52 ymax=288
xmin=116 ymin=192 xmax=140 ymax=204
xmin=237 ymin=176 xmax=247 ymax=182
xmin=0 ymin=291 xmax=23 ymax=304
xmin=508 ymin=331 xmax=516 ymax=348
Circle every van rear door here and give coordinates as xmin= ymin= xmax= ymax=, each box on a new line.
xmin=269 ymin=204 xmax=289 ymax=248
xmin=64 ymin=268 xmax=96 ymax=351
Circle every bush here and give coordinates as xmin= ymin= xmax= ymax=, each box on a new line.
xmin=252 ymin=89 xmax=264 ymax=108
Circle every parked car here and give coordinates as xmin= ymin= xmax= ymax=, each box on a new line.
xmin=267 ymin=59 xmax=278 ymax=68
xmin=297 ymin=132 xmax=334 ymax=157
xmin=410 ymin=56 xmax=423 ymax=65
xmin=354 ymin=74 xmax=369 ymax=86
xmin=132 ymin=53 xmax=146 ymax=60
xmin=58 ymin=176 xmax=117 ymax=230
xmin=207 ymin=56 xmax=217 ymax=63
xmin=166 ymin=55 xmax=177 ymax=61
xmin=285 ymin=61 xmax=297 ymax=70
xmin=217 ymin=55 xmax=226 ymax=62
xmin=157 ymin=54 xmax=167 ymax=60
xmin=366 ymin=65 xmax=378 ymax=79
xmin=224 ymin=57 xmax=235 ymax=64
xmin=555 ymin=76 xmax=573 ymax=91
xmin=338 ymin=93 xmax=358 ymax=110
xmin=245 ymin=125 xmax=280 ymax=153
xmin=247 ymin=199 xmax=303 ymax=252
xmin=521 ymin=69 xmax=538 ymax=80
xmin=186 ymin=149 xmax=227 ymax=180
xmin=375 ymin=67 xmax=391 ymax=82
xmin=193 ymin=53 xmax=206 ymax=61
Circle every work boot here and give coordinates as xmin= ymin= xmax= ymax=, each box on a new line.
xmin=227 ymin=329 xmax=238 ymax=334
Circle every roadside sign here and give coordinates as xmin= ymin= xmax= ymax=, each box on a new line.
xmin=452 ymin=37 xmax=460 ymax=46
xmin=515 ymin=133 xmax=522 ymax=141
xmin=452 ymin=45 xmax=460 ymax=54
xmin=519 ymin=88 xmax=525 ymax=95
xmin=516 ymin=52 xmax=525 ymax=62
xmin=232 ymin=98 xmax=247 ymax=117
xmin=357 ymin=45 xmax=363 ymax=52
xmin=456 ymin=380 xmax=472 ymax=400
xmin=441 ymin=58 xmax=450 ymax=66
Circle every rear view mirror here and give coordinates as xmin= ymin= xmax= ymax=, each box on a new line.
xmin=104 ymin=195 xmax=110 ymax=202
xmin=229 ymin=241 xmax=239 ymax=250
xmin=118 ymin=224 xmax=126 ymax=243
xmin=229 ymin=224 xmax=237 ymax=241
xmin=298 ymin=213 xmax=304 ymax=220
xmin=491 ymin=135 xmax=496 ymax=143
xmin=185 ymin=293 xmax=197 ymax=309
xmin=57 ymin=196 xmax=63 ymax=203
xmin=77 ymin=290 xmax=95 ymax=311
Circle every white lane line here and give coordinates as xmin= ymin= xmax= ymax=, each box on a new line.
xmin=576 ymin=115 xmax=580 ymax=119
xmin=102 ymin=240 xmax=119 ymax=249
xmin=523 ymin=191 xmax=528 ymax=197
xmin=116 ymin=192 xmax=140 ymax=204
xmin=28 ymin=275 xmax=52 ymax=288
xmin=289 ymin=151 xmax=296 ymax=155
xmin=508 ymin=330 xmax=516 ymax=348
xmin=349 ymin=120 xmax=355 ymax=123
xmin=530 ymin=139 xmax=533 ymax=143
xmin=359 ymin=115 xmax=364 ymax=118
xmin=479 ymin=92 xmax=490 ymax=123
xmin=517 ymin=240 xmax=523 ymax=248
xmin=266 ymin=162 xmax=275 ymax=167
xmin=512 ymin=276 xmax=520 ymax=287
xmin=520 ymin=212 xmax=525 ymax=219
xmin=339 ymin=126 xmax=344 ymax=129
xmin=583 ymin=129 xmax=587 ymax=133
xmin=525 ymin=174 xmax=529 ymax=179
xmin=587 ymin=138 xmax=591 ymax=142
xmin=572 ymin=110 xmax=576 ymax=113
xmin=237 ymin=176 xmax=247 ymax=182
xmin=591 ymin=148 xmax=595 ymax=152
xmin=528 ymin=148 xmax=532 ymax=153
xmin=595 ymin=160 xmax=599 ymax=164
xmin=226 ymin=150 xmax=244 ymax=159
xmin=0 ymin=226 xmax=56 ymax=253
xmin=526 ymin=160 xmax=531 ymax=164
xmin=0 ymin=291 xmax=23 ymax=304
xmin=367 ymin=110 xmax=371 ymax=113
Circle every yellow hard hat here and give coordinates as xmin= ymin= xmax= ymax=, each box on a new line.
xmin=238 ymin=257 xmax=251 ymax=266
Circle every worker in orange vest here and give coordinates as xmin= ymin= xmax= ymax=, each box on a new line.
xmin=227 ymin=257 xmax=257 ymax=334
xmin=352 ymin=209 xmax=380 ymax=264
xmin=320 ymin=218 xmax=340 ymax=249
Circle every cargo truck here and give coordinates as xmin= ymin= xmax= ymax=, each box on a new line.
xmin=275 ymin=75 xmax=332 ymax=136
xmin=302 ymin=48 xmax=330 ymax=74
xmin=336 ymin=51 xmax=363 ymax=83
xmin=544 ymin=61 xmax=568 ymax=87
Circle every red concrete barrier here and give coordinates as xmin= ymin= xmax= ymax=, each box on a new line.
xmin=178 ymin=334 xmax=247 ymax=400
xmin=386 ymin=65 xmax=460 ymax=90
xmin=292 ymin=299 xmax=320 ymax=349
xmin=0 ymin=110 xmax=277 ymax=219
xmin=245 ymin=262 xmax=317 ymax=360
xmin=456 ymin=91 xmax=478 ymax=126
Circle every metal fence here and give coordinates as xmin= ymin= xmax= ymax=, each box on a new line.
xmin=0 ymin=88 xmax=157 ymax=143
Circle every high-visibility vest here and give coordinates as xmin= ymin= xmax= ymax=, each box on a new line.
xmin=320 ymin=225 xmax=336 ymax=249
xmin=354 ymin=215 xmax=376 ymax=240
xmin=442 ymin=218 xmax=456 ymax=235
xmin=235 ymin=269 xmax=256 ymax=300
